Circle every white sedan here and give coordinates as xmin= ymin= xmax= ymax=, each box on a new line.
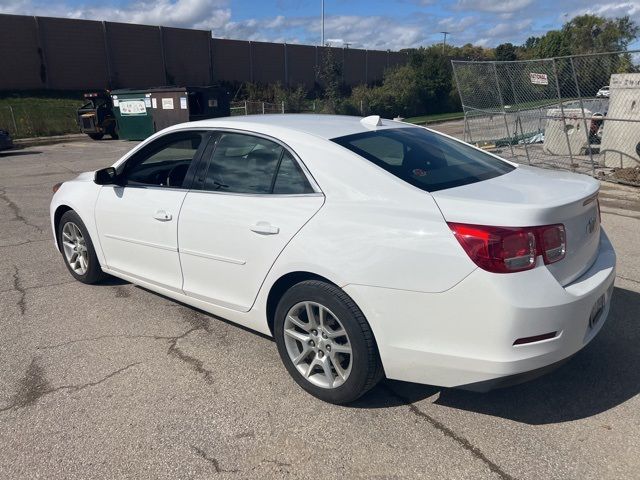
xmin=50 ymin=114 xmax=616 ymax=404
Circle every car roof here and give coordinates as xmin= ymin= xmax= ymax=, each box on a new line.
xmin=183 ymin=114 xmax=417 ymax=140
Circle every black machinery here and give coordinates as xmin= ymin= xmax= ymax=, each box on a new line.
xmin=77 ymin=92 xmax=118 ymax=140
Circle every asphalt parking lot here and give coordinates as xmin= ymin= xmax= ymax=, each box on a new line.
xmin=1 ymin=139 xmax=639 ymax=480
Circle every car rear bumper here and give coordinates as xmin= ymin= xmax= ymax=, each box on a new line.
xmin=343 ymin=230 xmax=616 ymax=389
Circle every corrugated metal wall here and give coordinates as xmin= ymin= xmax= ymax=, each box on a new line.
xmin=0 ymin=13 xmax=408 ymax=91
xmin=210 ymin=38 xmax=251 ymax=83
xmin=37 ymin=17 xmax=109 ymax=90
xmin=285 ymin=44 xmax=316 ymax=88
xmin=162 ymin=26 xmax=212 ymax=86
xmin=105 ymin=21 xmax=166 ymax=88
xmin=0 ymin=15 xmax=44 ymax=90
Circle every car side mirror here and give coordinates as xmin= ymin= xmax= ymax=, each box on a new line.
xmin=94 ymin=167 xmax=122 ymax=186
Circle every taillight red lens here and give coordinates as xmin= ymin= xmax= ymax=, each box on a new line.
xmin=448 ymin=222 xmax=566 ymax=274
xmin=539 ymin=224 xmax=566 ymax=264
xmin=448 ymin=223 xmax=536 ymax=273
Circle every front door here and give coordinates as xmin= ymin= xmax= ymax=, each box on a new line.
xmin=178 ymin=131 xmax=324 ymax=311
xmin=95 ymin=130 xmax=208 ymax=291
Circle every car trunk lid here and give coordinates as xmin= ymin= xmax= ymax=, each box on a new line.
xmin=431 ymin=165 xmax=601 ymax=286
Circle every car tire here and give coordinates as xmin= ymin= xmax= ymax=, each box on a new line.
xmin=274 ymin=280 xmax=384 ymax=404
xmin=57 ymin=210 xmax=108 ymax=284
xmin=88 ymin=133 xmax=104 ymax=140
xmin=110 ymin=130 xmax=119 ymax=140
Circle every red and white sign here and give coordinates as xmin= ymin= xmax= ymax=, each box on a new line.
xmin=529 ymin=73 xmax=549 ymax=85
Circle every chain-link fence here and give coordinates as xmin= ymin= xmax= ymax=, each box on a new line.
xmin=0 ymin=105 xmax=80 ymax=139
xmin=452 ymin=50 xmax=640 ymax=186
xmin=230 ymin=100 xmax=319 ymax=116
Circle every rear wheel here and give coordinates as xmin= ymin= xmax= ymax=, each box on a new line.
xmin=274 ymin=280 xmax=383 ymax=404
xmin=57 ymin=210 xmax=108 ymax=284
xmin=88 ymin=132 xmax=104 ymax=140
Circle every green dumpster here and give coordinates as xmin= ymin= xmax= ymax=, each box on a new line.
xmin=111 ymin=86 xmax=230 ymax=141
xmin=111 ymin=90 xmax=155 ymax=140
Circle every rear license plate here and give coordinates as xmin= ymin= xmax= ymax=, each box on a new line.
xmin=589 ymin=294 xmax=605 ymax=329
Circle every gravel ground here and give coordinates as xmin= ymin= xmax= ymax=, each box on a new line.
xmin=0 ymin=139 xmax=639 ymax=480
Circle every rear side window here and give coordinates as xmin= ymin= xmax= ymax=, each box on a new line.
xmin=203 ymin=132 xmax=313 ymax=194
xmin=332 ymin=128 xmax=514 ymax=192
xmin=273 ymin=151 xmax=314 ymax=194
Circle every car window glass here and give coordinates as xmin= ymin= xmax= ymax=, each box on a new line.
xmin=124 ymin=132 xmax=204 ymax=188
xmin=203 ymin=133 xmax=283 ymax=194
xmin=332 ymin=128 xmax=514 ymax=192
xmin=273 ymin=151 xmax=314 ymax=194
xmin=351 ymin=136 xmax=404 ymax=166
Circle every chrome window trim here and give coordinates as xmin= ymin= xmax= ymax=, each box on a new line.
xmin=186 ymin=190 xmax=324 ymax=198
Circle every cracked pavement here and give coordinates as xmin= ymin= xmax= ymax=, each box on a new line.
xmin=1 ymin=139 xmax=639 ymax=479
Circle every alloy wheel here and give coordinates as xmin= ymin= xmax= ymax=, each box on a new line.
xmin=283 ymin=301 xmax=353 ymax=389
xmin=61 ymin=221 xmax=89 ymax=275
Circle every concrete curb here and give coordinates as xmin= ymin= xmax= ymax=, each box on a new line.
xmin=14 ymin=133 xmax=87 ymax=148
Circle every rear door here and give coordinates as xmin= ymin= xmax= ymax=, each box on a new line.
xmin=94 ymin=130 xmax=208 ymax=291
xmin=178 ymin=131 xmax=324 ymax=312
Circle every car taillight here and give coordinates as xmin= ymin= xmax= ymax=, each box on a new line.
xmin=53 ymin=182 xmax=63 ymax=193
xmin=448 ymin=223 xmax=566 ymax=274
xmin=539 ymin=224 xmax=566 ymax=264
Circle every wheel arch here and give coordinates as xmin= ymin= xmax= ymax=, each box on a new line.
xmin=265 ymin=271 xmax=336 ymax=336
xmin=53 ymin=204 xmax=74 ymax=251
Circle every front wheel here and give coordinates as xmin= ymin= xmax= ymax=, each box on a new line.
xmin=274 ymin=280 xmax=383 ymax=404
xmin=57 ymin=210 xmax=108 ymax=284
xmin=88 ymin=132 xmax=104 ymax=140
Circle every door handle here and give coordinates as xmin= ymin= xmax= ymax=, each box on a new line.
xmin=250 ymin=222 xmax=279 ymax=235
xmin=153 ymin=210 xmax=172 ymax=221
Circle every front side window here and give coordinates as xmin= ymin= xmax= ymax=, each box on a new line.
xmin=203 ymin=133 xmax=313 ymax=194
xmin=122 ymin=132 xmax=205 ymax=188
xmin=332 ymin=128 xmax=514 ymax=192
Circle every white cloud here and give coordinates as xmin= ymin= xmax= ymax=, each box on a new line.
xmin=582 ymin=1 xmax=640 ymax=17
xmin=0 ymin=0 xmax=232 ymax=31
xmin=487 ymin=19 xmax=533 ymax=38
xmin=456 ymin=0 xmax=533 ymax=13
xmin=438 ymin=16 xmax=477 ymax=32
xmin=215 ymin=14 xmax=429 ymax=50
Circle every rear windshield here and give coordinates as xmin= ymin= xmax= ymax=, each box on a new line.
xmin=332 ymin=127 xmax=514 ymax=192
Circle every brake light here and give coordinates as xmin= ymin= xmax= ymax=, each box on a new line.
xmin=539 ymin=224 xmax=566 ymax=263
xmin=52 ymin=182 xmax=63 ymax=193
xmin=448 ymin=223 xmax=566 ymax=274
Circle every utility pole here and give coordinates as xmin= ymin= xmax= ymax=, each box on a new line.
xmin=441 ymin=31 xmax=449 ymax=54
xmin=321 ymin=0 xmax=325 ymax=47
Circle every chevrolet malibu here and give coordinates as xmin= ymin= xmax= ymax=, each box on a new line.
xmin=50 ymin=114 xmax=616 ymax=404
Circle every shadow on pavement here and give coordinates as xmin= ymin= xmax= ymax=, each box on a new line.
xmin=0 ymin=150 xmax=42 ymax=157
xmin=101 ymin=276 xmax=130 ymax=286
xmin=355 ymin=287 xmax=640 ymax=424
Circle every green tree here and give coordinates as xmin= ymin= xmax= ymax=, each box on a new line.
xmin=520 ymin=14 xmax=638 ymax=58
xmin=316 ymin=48 xmax=344 ymax=113
xmin=495 ymin=43 xmax=517 ymax=61
xmin=536 ymin=30 xmax=571 ymax=58
xmin=563 ymin=14 xmax=638 ymax=54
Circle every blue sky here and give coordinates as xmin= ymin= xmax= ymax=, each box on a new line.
xmin=1 ymin=0 xmax=638 ymax=50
